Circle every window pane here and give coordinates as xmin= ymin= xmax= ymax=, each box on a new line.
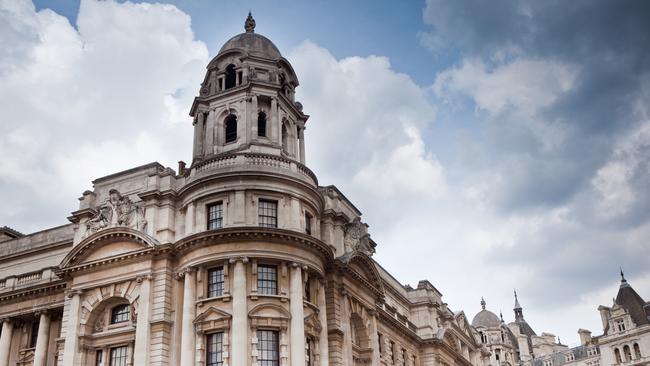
xmin=257 ymin=265 xmax=278 ymax=295
xmin=208 ymin=267 xmax=225 ymax=297
xmin=111 ymin=304 xmax=130 ymax=324
xmin=258 ymin=200 xmax=278 ymax=228
xmin=206 ymin=332 xmax=224 ymax=366
xmin=257 ymin=330 xmax=279 ymax=366
xmin=207 ymin=203 xmax=223 ymax=230
xmin=110 ymin=346 xmax=128 ymax=366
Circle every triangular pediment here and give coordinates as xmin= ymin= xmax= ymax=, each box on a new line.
xmin=194 ymin=307 xmax=232 ymax=324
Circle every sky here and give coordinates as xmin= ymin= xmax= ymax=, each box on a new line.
xmin=1 ymin=0 xmax=649 ymax=346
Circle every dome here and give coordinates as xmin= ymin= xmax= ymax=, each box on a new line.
xmin=472 ymin=309 xmax=501 ymax=328
xmin=471 ymin=298 xmax=502 ymax=328
xmin=218 ymin=13 xmax=282 ymax=59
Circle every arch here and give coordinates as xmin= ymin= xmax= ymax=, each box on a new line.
xmin=248 ymin=303 xmax=291 ymax=321
xmin=225 ymin=64 xmax=236 ymax=89
xmin=634 ymin=343 xmax=641 ymax=359
xmin=623 ymin=345 xmax=632 ymax=362
xmin=257 ymin=111 xmax=267 ymax=137
xmin=225 ymin=114 xmax=237 ymax=143
xmin=59 ymin=227 xmax=159 ymax=270
xmin=281 ymin=122 xmax=289 ymax=152
xmin=615 ymin=348 xmax=622 ymax=364
xmin=350 ymin=313 xmax=369 ymax=348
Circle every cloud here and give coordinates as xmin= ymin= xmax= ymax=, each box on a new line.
xmin=0 ymin=0 xmax=208 ymax=232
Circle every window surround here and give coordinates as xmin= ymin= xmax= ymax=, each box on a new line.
xmin=207 ymin=201 xmax=224 ymax=230
xmin=258 ymin=199 xmax=279 ymax=228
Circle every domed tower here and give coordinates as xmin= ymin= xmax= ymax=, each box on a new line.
xmin=174 ymin=14 xmax=327 ymax=366
xmin=189 ymin=12 xmax=307 ymax=164
xmin=472 ymin=298 xmax=518 ymax=366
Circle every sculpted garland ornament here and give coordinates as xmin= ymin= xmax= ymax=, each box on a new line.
xmin=85 ymin=189 xmax=148 ymax=237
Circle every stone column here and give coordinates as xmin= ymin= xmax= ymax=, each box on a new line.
xmin=180 ymin=268 xmax=197 ymax=366
xmin=298 ymin=127 xmax=306 ymax=164
xmin=185 ymin=202 xmax=195 ymax=237
xmin=193 ymin=114 xmax=205 ymax=160
xmin=317 ymin=281 xmax=329 ymax=366
xmin=62 ymin=290 xmax=82 ymax=366
xmin=133 ymin=274 xmax=153 ymax=366
xmin=230 ymin=257 xmax=248 ymax=366
xmin=33 ymin=311 xmax=51 ymax=366
xmin=0 ymin=319 xmax=14 ymax=366
xmin=205 ymin=110 xmax=215 ymax=154
xmin=251 ymin=95 xmax=259 ymax=139
xmin=290 ymin=263 xmax=306 ymax=366
xmin=369 ymin=312 xmax=380 ymax=366
xmin=271 ymin=98 xmax=279 ymax=144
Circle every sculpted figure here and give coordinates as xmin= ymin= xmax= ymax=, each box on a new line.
xmin=84 ymin=189 xmax=147 ymax=237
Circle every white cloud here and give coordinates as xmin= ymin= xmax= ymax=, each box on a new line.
xmin=0 ymin=0 xmax=208 ymax=231
xmin=434 ymin=58 xmax=577 ymax=117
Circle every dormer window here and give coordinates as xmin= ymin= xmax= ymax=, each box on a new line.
xmin=225 ymin=114 xmax=237 ymax=143
xmin=111 ymin=304 xmax=130 ymax=324
xmin=225 ymin=64 xmax=236 ymax=90
xmin=258 ymin=111 xmax=267 ymax=137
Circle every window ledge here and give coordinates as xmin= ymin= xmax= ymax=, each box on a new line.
xmin=197 ymin=295 xmax=231 ymax=306
xmin=249 ymin=293 xmax=289 ymax=302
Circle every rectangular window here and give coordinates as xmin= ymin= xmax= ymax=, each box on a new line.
xmin=111 ymin=304 xmax=130 ymax=324
xmin=30 ymin=321 xmax=39 ymax=348
xmin=206 ymin=332 xmax=224 ymax=366
xmin=110 ymin=346 xmax=129 ymax=366
xmin=616 ymin=319 xmax=626 ymax=332
xmin=304 ymin=279 xmax=311 ymax=302
xmin=95 ymin=350 xmax=104 ymax=366
xmin=402 ymin=349 xmax=407 ymax=366
xmin=207 ymin=202 xmax=223 ymax=230
xmin=257 ymin=330 xmax=279 ymax=366
xmin=378 ymin=333 xmax=383 ymax=354
xmin=258 ymin=200 xmax=278 ymax=228
xmin=208 ymin=267 xmax=225 ymax=298
xmin=257 ymin=265 xmax=278 ymax=295
xmin=305 ymin=212 xmax=312 ymax=235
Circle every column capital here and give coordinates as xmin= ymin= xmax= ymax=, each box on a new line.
xmin=33 ymin=309 xmax=49 ymax=317
xmin=136 ymin=273 xmax=154 ymax=283
xmin=229 ymin=256 xmax=249 ymax=264
xmin=0 ymin=317 xmax=13 ymax=324
xmin=176 ymin=266 xmax=196 ymax=279
xmin=65 ymin=288 xmax=83 ymax=298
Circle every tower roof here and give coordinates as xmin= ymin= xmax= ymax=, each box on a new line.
xmin=472 ymin=298 xmax=501 ymax=328
xmin=615 ymin=271 xmax=649 ymax=327
xmin=218 ymin=13 xmax=282 ymax=59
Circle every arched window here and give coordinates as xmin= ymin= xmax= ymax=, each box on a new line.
xmin=225 ymin=64 xmax=236 ymax=90
xmin=225 ymin=114 xmax=237 ymax=143
xmin=281 ymin=123 xmax=288 ymax=152
xmin=350 ymin=314 xmax=368 ymax=348
xmin=111 ymin=304 xmax=130 ymax=324
xmin=623 ymin=345 xmax=632 ymax=362
xmin=634 ymin=343 xmax=642 ymax=359
xmin=615 ymin=348 xmax=622 ymax=364
xmin=257 ymin=111 xmax=267 ymax=137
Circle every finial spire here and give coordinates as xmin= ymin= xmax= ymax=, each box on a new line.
xmin=500 ymin=310 xmax=504 ymax=323
xmin=245 ymin=12 xmax=256 ymax=33
xmin=620 ymin=267 xmax=626 ymax=283
xmin=514 ymin=289 xmax=521 ymax=309
xmin=481 ymin=297 xmax=486 ymax=310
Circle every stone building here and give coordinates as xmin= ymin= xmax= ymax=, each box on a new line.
xmin=0 ymin=14 xmax=489 ymax=366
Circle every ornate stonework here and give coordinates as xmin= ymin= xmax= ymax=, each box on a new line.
xmin=85 ymin=189 xmax=147 ymax=237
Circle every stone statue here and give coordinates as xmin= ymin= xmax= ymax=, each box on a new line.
xmin=244 ymin=12 xmax=256 ymax=33
xmin=344 ymin=217 xmax=375 ymax=256
xmin=85 ymin=189 xmax=147 ymax=237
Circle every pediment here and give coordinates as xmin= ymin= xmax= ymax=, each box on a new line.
xmin=248 ymin=303 xmax=291 ymax=320
xmin=60 ymin=228 xmax=158 ymax=270
xmin=338 ymin=252 xmax=385 ymax=298
xmin=195 ymin=307 xmax=232 ymax=324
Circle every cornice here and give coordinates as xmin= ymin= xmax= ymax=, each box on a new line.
xmin=174 ymin=227 xmax=334 ymax=261
xmin=0 ymin=280 xmax=66 ymax=302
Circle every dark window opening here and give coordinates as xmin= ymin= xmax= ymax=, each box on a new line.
xmin=225 ymin=64 xmax=236 ymax=90
xmin=111 ymin=304 xmax=130 ymax=324
xmin=237 ymin=71 xmax=243 ymax=85
xmin=305 ymin=212 xmax=312 ymax=235
xmin=208 ymin=267 xmax=225 ymax=298
xmin=95 ymin=350 xmax=103 ymax=366
xmin=257 ymin=265 xmax=278 ymax=295
xmin=258 ymin=200 xmax=277 ymax=228
xmin=225 ymin=114 xmax=237 ymax=143
xmin=304 ymin=278 xmax=311 ymax=301
xmin=207 ymin=202 xmax=223 ymax=230
xmin=30 ymin=321 xmax=39 ymax=348
xmin=281 ymin=124 xmax=288 ymax=152
xmin=258 ymin=112 xmax=267 ymax=137
xmin=206 ymin=332 xmax=224 ymax=366
xmin=218 ymin=78 xmax=223 ymax=91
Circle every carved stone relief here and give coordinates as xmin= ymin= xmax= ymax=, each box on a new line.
xmin=344 ymin=217 xmax=375 ymax=256
xmin=85 ymin=189 xmax=147 ymax=237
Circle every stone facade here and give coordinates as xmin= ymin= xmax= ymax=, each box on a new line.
xmin=0 ymin=15 xmax=489 ymax=366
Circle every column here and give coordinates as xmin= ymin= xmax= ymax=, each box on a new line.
xmin=290 ymin=263 xmax=306 ymax=366
xmin=204 ymin=110 xmax=215 ymax=154
xmin=317 ymin=281 xmax=329 ymax=366
xmin=33 ymin=311 xmax=51 ymax=366
xmin=230 ymin=257 xmax=248 ymax=366
xmin=0 ymin=319 xmax=14 ymax=366
xmin=185 ymin=202 xmax=195 ymax=237
xmin=133 ymin=274 xmax=153 ymax=366
xmin=298 ymin=127 xmax=306 ymax=164
xmin=180 ymin=268 xmax=197 ymax=366
xmin=271 ymin=98 xmax=279 ymax=144
xmin=62 ymin=290 xmax=82 ymax=366
xmin=251 ymin=95 xmax=258 ymax=140
xmin=193 ymin=114 xmax=205 ymax=160
xmin=369 ymin=312 xmax=380 ymax=366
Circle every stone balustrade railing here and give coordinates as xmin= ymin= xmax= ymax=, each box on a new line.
xmin=0 ymin=267 xmax=56 ymax=292
xmin=191 ymin=152 xmax=318 ymax=186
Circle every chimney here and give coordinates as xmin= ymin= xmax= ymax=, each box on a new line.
xmin=578 ymin=329 xmax=592 ymax=345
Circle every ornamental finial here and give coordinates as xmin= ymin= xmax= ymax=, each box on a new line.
xmin=480 ymin=297 xmax=486 ymax=310
xmin=245 ymin=12 xmax=256 ymax=33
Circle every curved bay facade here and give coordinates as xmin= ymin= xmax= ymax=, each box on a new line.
xmin=0 ymin=14 xmax=488 ymax=366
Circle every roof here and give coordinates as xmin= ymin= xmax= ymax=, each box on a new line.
xmin=615 ymin=277 xmax=649 ymax=327
xmin=472 ymin=309 xmax=501 ymax=328
xmin=218 ymin=13 xmax=281 ymax=60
